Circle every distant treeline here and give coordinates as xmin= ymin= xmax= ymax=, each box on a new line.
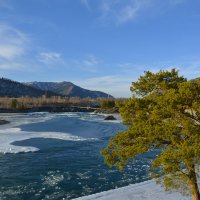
xmin=0 ymin=96 xmax=127 ymax=112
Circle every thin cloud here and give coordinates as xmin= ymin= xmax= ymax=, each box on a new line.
xmin=0 ymin=23 xmax=31 ymax=71
xmin=0 ymin=23 xmax=28 ymax=61
xmin=76 ymin=75 xmax=134 ymax=97
xmin=100 ymin=0 xmax=151 ymax=24
xmin=80 ymin=0 xmax=91 ymax=10
xmin=38 ymin=52 xmax=63 ymax=64
xmin=0 ymin=23 xmax=100 ymax=74
xmin=38 ymin=52 xmax=100 ymax=72
xmin=71 ymin=54 xmax=101 ymax=72
xmin=0 ymin=62 xmax=26 ymax=70
xmin=81 ymin=0 xmax=187 ymax=25
xmin=0 ymin=45 xmax=24 ymax=60
xmin=0 ymin=23 xmax=63 ymax=72
xmin=171 ymin=60 xmax=200 ymax=79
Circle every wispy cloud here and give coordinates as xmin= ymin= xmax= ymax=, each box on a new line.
xmin=81 ymin=0 xmax=187 ymax=24
xmin=0 ymin=22 xmax=65 ymax=73
xmin=0 ymin=22 xmax=101 ymax=74
xmin=0 ymin=23 xmax=31 ymax=70
xmin=76 ymin=75 xmax=134 ymax=97
xmin=100 ymin=0 xmax=151 ymax=24
xmin=37 ymin=51 xmax=63 ymax=64
xmin=171 ymin=59 xmax=200 ymax=79
xmin=80 ymin=0 xmax=91 ymax=10
xmin=0 ymin=45 xmax=24 ymax=60
xmin=70 ymin=54 xmax=101 ymax=72
xmin=0 ymin=62 xmax=27 ymax=70
xmin=0 ymin=23 xmax=65 ymax=72
xmin=0 ymin=23 xmax=28 ymax=61
xmin=75 ymin=56 xmax=200 ymax=97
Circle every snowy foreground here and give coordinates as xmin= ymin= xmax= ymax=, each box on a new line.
xmin=74 ymin=179 xmax=192 ymax=200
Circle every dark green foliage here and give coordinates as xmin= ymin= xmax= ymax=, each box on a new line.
xmin=11 ymin=99 xmax=18 ymax=109
xmin=102 ymin=69 xmax=200 ymax=199
xmin=100 ymin=99 xmax=116 ymax=109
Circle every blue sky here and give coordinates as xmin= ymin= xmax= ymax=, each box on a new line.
xmin=0 ymin=0 xmax=200 ymax=97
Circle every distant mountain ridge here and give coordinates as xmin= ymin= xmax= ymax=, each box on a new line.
xmin=0 ymin=78 xmax=56 ymax=97
xmin=26 ymin=81 xmax=112 ymax=98
xmin=0 ymin=78 xmax=112 ymax=98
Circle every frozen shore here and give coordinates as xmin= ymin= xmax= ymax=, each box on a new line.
xmin=73 ymin=179 xmax=192 ymax=200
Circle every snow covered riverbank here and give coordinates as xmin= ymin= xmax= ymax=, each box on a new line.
xmin=73 ymin=179 xmax=192 ymax=200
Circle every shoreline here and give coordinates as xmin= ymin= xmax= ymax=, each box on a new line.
xmin=0 ymin=106 xmax=97 ymax=113
xmin=0 ymin=107 xmax=119 ymax=116
xmin=73 ymin=179 xmax=191 ymax=200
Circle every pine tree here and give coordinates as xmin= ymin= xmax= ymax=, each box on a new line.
xmin=102 ymin=69 xmax=200 ymax=200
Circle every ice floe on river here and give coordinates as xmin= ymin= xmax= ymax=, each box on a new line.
xmin=0 ymin=127 xmax=95 ymax=154
xmin=0 ymin=112 xmax=99 ymax=154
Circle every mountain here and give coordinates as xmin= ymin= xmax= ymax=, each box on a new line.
xmin=0 ymin=78 xmax=112 ymax=98
xmin=26 ymin=81 xmax=112 ymax=98
xmin=0 ymin=78 xmax=57 ymax=97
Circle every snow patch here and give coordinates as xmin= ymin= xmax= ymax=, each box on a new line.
xmin=73 ymin=179 xmax=192 ymax=200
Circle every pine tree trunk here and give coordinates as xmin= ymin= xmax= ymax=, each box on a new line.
xmin=189 ymin=180 xmax=200 ymax=200
xmin=188 ymin=165 xmax=200 ymax=200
